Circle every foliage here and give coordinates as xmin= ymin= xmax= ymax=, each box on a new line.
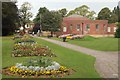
xmin=115 ymin=23 xmax=120 ymax=38
xmin=58 ymin=8 xmax=67 ymax=17
xmin=113 ymin=5 xmax=120 ymax=22
xmin=67 ymin=5 xmax=96 ymax=20
xmin=97 ymin=7 xmax=118 ymax=23
xmin=23 ymin=57 xmax=53 ymax=67
xmin=19 ymin=2 xmax=33 ymax=31
xmin=2 ymin=2 xmax=19 ymax=36
xmin=14 ymin=34 xmax=34 ymax=43
xmin=41 ymin=11 xmax=62 ymax=35
xmin=33 ymin=7 xmax=49 ymax=24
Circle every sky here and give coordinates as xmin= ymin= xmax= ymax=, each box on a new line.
xmin=16 ymin=0 xmax=120 ymax=20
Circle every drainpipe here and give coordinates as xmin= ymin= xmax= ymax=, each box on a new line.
xmin=82 ymin=23 xmax=84 ymax=35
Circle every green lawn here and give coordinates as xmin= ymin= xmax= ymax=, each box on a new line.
xmin=2 ymin=36 xmax=100 ymax=78
xmin=51 ymin=36 xmax=118 ymax=51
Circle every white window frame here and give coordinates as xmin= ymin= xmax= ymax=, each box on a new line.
xmin=108 ymin=27 xmax=111 ymax=32
xmin=76 ymin=24 xmax=80 ymax=31
xmin=114 ymin=27 xmax=117 ymax=32
xmin=63 ymin=27 xmax=67 ymax=32
xmin=86 ymin=24 xmax=90 ymax=31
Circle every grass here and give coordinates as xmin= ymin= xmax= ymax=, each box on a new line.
xmin=51 ymin=36 xmax=118 ymax=51
xmin=2 ymin=36 xmax=100 ymax=78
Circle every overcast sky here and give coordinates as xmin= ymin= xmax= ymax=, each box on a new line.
xmin=16 ymin=0 xmax=119 ymax=20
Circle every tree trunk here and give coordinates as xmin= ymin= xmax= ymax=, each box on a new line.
xmin=23 ymin=23 xmax=26 ymax=34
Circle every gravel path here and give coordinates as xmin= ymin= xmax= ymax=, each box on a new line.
xmin=36 ymin=37 xmax=118 ymax=78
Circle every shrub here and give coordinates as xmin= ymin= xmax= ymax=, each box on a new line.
xmin=115 ymin=23 xmax=120 ymax=38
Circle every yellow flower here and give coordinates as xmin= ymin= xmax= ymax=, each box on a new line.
xmin=45 ymin=71 xmax=51 ymax=75
xmin=59 ymin=66 xmax=66 ymax=71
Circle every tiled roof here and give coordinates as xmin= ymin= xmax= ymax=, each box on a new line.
xmin=64 ymin=14 xmax=89 ymax=20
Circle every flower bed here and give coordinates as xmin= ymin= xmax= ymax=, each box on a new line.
xmin=12 ymin=43 xmax=56 ymax=57
xmin=2 ymin=58 xmax=73 ymax=78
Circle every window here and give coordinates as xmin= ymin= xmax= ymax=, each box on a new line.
xmin=104 ymin=25 xmax=106 ymax=32
xmin=63 ymin=27 xmax=67 ymax=32
xmin=108 ymin=27 xmax=111 ymax=32
xmin=70 ymin=24 xmax=73 ymax=31
xmin=96 ymin=24 xmax=99 ymax=31
xmin=103 ymin=24 xmax=107 ymax=32
xmin=76 ymin=24 xmax=80 ymax=31
xmin=114 ymin=27 xmax=117 ymax=32
xmin=86 ymin=24 xmax=90 ymax=31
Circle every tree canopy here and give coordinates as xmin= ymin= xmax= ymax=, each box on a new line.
xmin=67 ymin=5 xmax=96 ymax=20
xmin=58 ymin=8 xmax=67 ymax=17
xmin=33 ymin=7 xmax=49 ymax=24
xmin=97 ymin=7 xmax=118 ymax=23
xmin=19 ymin=2 xmax=33 ymax=31
xmin=41 ymin=11 xmax=62 ymax=35
xmin=2 ymin=2 xmax=19 ymax=36
xmin=33 ymin=7 xmax=63 ymax=35
xmin=113 ymin=6 xmax=120 ymax=22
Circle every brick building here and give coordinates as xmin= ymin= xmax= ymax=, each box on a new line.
xmin=61 ymin=14 xmax=117 ymax=37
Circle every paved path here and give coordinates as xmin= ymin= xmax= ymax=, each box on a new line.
xmin=36 ymin=37 xmax=118 ymax=78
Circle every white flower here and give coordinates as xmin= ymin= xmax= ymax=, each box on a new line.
xmin=33 ymin=66 xmax=41 ymax=71
xmin=52 ymin=61 xmax=60 ymax=70
xmin=40 ymin=67 xmax=44 ymax=71
xmin=16 ymin=63 xmax=22 ymax=68
xmin=28 ymin=66 xmax=34 ymax=70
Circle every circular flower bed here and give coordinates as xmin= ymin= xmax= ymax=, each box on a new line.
xmin=2 ymin=58 xmax=73 ymax=78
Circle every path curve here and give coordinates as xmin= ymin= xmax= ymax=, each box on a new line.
xmin=36 ymin=37 xmax=118 ymax=78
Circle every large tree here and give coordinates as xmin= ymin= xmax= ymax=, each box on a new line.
xmin=67 ymin=5 xmax=96 ymax=20
xmin=33 ymin=7 xmax=49 ymax=24
xmin=97 ymin=7 xmax=111 ymax=21
xmin=113 ymin=6 xmax=120 ymax=22
xmin=19 ymin=2 xmax=33 ymax=32
xmin=58 ymin=8 xmax=67 ymax=17
xmin=97 ymin=7 xmax=119 ymax=23
xmin=41 ymin=11 xmax=62 ymax=36
xmin=2 ymin=2 xmax=19 ymax=36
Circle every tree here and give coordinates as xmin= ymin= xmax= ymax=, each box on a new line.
xmin=33 ymin=7 xmax=49 ymax=24
xmin=67 ymin=5 xmax=96 ymax=19
xmin=19 ymin=2 xmax=33 ymax=32
xmin=109 ymin=13 xmax=118 ymax=23
xmin=97 ymin=7 xmax=111 ymax=21
xmin=2 ymin=2 xmax=19 ymax=36
xmin=58 ymin=8 xmax=67 ymax=17
xmin=113 ymin=5 xmax=120 ymax=22
xmin=98 ymin=7 xmax=119 ymax=23
xmin=115 ymin=23 xmax=120 ymax=38
xmin=41 ymin=11 xmax=62 ymax=36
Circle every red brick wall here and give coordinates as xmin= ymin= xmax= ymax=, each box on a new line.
xmin=107 ymin=23 xmax=117 ymax=34
xmin=62 ymin=18 xmax=109 ymax=35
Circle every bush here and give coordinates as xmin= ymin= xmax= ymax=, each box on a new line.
xmin=115 ymin=23 xmax=120 ymax=38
